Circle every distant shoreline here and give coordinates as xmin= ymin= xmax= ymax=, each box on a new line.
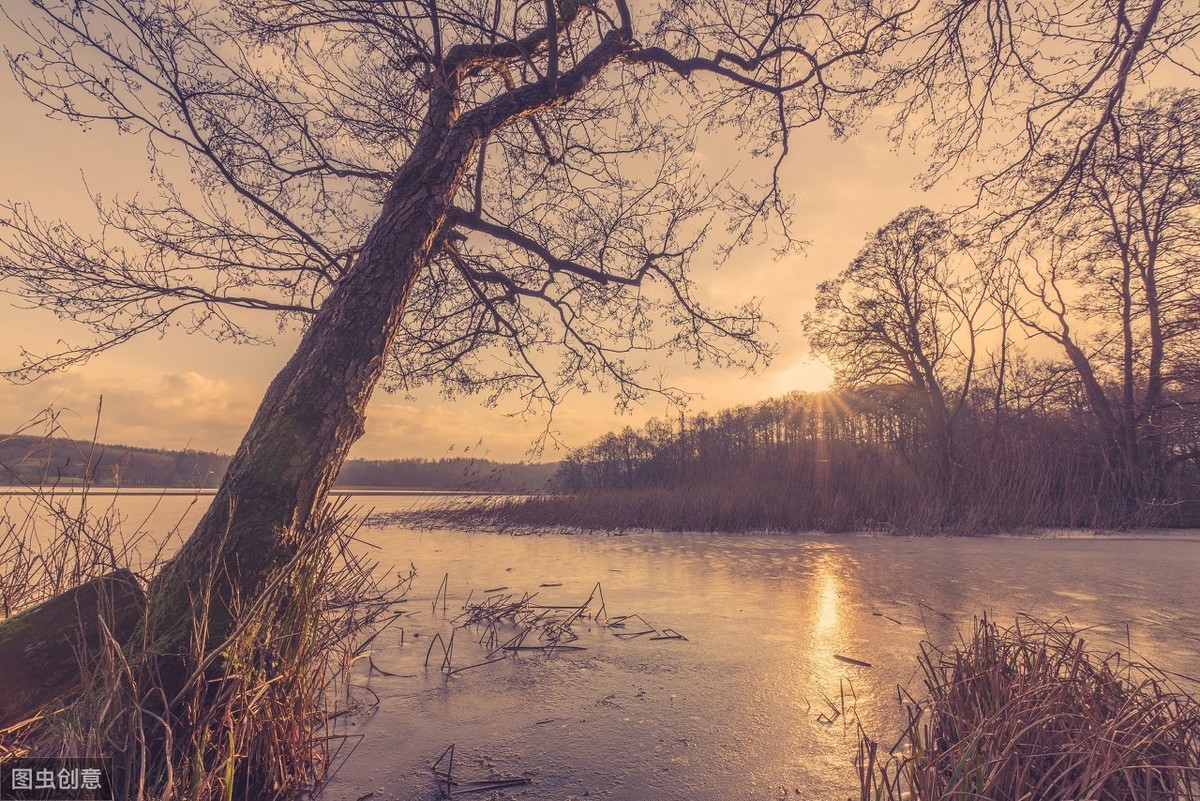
xmin=0 ymin=487 xmax=504 ymax=497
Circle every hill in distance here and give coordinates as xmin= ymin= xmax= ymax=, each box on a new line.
xmin=0 ymin=433 xmax=555 ymax=493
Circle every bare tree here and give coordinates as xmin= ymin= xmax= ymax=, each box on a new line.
xmin=0 ymin=0 xmax=906 ymax=696
xmin=871 ymin=0 xmax=1200 ymax=508
xmin=1007 ymin=91 xmax=1200 ymax=511
xmin=804 ymin=207 xmax=992 ymax=491
xmin=891 ymin=0 xmax=1200 ymax=222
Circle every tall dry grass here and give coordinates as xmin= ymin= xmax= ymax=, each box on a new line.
xmin=416 ymin=476 xmax=1041 ymax=536
xmin=857 ymin=616 xmax=1200 ymax=801
xmin=1 ymin=411 xmax=162 ymax=617
xmin=1 ymin=413 xmax=410 ymax=799
xmin=443 ymin=443 xmax=1186 ymax=535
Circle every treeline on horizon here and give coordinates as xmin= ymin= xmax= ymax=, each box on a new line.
xmin=537 ymin=386 xmax=1200 ymax=532
xmin=511 ymin=95 xmax=1200 ymax=535
xmin=0 ymin=434 xmax=554 ymax=493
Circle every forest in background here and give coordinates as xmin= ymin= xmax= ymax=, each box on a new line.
xmin=0 ymin=433 xmax=554 ymax=492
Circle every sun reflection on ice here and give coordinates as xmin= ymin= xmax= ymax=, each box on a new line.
xmin=765 ymin=548 xmax=871 ymax=792
xmin=813 ymin=556 xmax=841 ymax=637
xmin=808 ymin=552 xmax=852 ymax=697
xmin=806 ymin=550 xmax=871 ymax=731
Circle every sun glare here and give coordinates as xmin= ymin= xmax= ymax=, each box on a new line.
xmin=776 ymin=358 xmax=836 ymax=393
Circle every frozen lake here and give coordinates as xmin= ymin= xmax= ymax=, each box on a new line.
xmin=7 ymin=491 xmax=1199 ymax=800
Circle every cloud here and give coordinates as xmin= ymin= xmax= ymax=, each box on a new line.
xmin=1 ymin=368 xmax=256 ymax=453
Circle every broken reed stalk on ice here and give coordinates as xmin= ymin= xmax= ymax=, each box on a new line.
xmin=422 ymin=580 xmax=686 ymax=677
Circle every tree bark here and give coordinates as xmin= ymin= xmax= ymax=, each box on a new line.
xmin=0 ymin=570 xmax=145 ymax=728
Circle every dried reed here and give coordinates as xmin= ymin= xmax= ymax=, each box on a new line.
xmin=1 ymin=410 xmax=165 ymax=618
xmin=857 ymin=616 xmax=1200 ymax=801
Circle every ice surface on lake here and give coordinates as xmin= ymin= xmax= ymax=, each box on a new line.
xmin=21 ymin=492 xmax=1197 ymax=800
xmin=315 ymin=497 xmax=1200 ymax=801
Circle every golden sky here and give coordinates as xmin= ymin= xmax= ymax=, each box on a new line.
xmin=0 ymin=26 xmax=960 ymax=462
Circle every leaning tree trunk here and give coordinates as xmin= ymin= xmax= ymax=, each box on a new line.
xmin=141 ymin=119 xmax=478 ymax=693
xmin=141 ymin=30 xmax=635 ymax=686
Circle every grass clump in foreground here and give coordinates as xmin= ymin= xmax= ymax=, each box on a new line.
xmin=858 ymin=616 xmax=1200 ymax=801
xmin=2 ymin=498 xmax=407 ymax=799
xmin=2 ymin=417 xmax=408 ymax=799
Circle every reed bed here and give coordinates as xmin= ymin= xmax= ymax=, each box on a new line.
xmin=1 ymin=413 xmax=164 ymax=617
xmin=403 ymin=465 xmax=1182 ymax=535
xmin=857 ymin=616 xmax=1200 ymax=801
xmin=391 ymin=482 xmax=990 ymax=535
xmin=1 ymin=417 xmax=410 ymax=799
xmin=3 ymin=499 xmax=409 ymax=799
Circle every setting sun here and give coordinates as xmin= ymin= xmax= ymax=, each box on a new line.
xmin=774 ymin=357 xmax=837 ymax=393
